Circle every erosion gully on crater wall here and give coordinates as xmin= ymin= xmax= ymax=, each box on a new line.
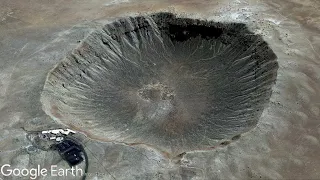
xmin=40 ymin=12 xmax=278 ymax=155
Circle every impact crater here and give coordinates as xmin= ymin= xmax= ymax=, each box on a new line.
xmin=41 ymin=12 xmax=278 ymax=154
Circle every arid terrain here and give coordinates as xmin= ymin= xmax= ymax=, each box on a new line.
xmin=0 ymin=0 xmax=319 ymax=179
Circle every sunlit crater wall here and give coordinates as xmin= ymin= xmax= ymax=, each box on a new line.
xmin=41 ymin=12 xmax=278 ymax=154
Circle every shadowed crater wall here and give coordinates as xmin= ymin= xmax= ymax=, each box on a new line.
xmin=41 ymin=12 xmax=278 ymax=154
